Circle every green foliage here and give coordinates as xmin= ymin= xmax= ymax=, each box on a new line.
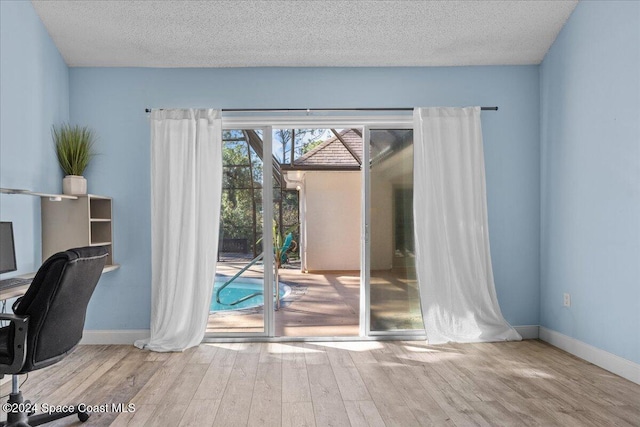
xmin=278 ymin=190 xmax=300 ymax=232
xmin=266 ymin=220 xmax=299 ymax=268
xmin=220 ymin=130 xmax=301 ymax=256
xmin=52 ymin=124 xmax=96 ymax=176
xmin=220 ymin=189 xmax=263 ymax=242
xmin=299 ymin=138 xmax=323 ymax=155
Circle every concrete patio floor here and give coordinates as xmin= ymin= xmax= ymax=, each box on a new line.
xmin=207 ymin=259 xmax=422 ymax=337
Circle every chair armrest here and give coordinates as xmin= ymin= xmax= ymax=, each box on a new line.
xmin=0 ymin=313 xmax=29 ymax=375
xmin=12 ymin=296 xmax=23 ymax=312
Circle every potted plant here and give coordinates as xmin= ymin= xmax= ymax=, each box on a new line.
xmin=255 ymin=220 xmax=299 ymax=310
xmin=52 ymin=124 xmax=96 ymax=195
xmin=272 ymin=221 xmax=298 ymax=310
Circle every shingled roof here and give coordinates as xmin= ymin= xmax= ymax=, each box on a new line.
xmin=290 ymin=129 xmax=362 ymax=169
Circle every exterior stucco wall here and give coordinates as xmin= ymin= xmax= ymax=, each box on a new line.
xmin=303 ymin=171 xmax=361 ymax=271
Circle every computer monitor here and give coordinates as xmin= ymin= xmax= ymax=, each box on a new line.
xmin=0 ymin=222 xmax=17 ymax=274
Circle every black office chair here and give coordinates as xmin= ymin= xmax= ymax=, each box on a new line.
xmin=0 ymin=246 xmax=108 ymax=427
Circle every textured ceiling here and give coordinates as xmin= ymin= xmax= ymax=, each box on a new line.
xmin=31 ymin=0 xmax=578 ymax=68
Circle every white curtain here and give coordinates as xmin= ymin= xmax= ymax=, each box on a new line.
xmin=413 ymin=107 xmax=521 ymax=344
xmin=135 ymin=109 xmax=222 ymax=352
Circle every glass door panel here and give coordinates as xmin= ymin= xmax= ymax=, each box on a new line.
xmin=208 ymin=122 xmax=420 ymax=337
xmin=273 ymin=128 xmax=361 ymax=337
xmin=369 ymin=129 xmax=423 ymax=331
xmin=207 ymin=129 xmax=266 ymax=335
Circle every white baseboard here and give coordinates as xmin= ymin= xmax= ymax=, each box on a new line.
xmin=80 ymin=329 xmax=150 ymax=345
xmin=81 ymin=326 xmax=539 ymax=345
xmin=514 ymin=325 xmax=539 ymax=339
xmin=539 ymin=327 xmax=640 ymax=385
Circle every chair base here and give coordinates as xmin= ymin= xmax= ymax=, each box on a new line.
xmin=1 ymin=391 xmax=90 ymax=427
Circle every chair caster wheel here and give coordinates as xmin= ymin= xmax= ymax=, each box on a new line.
xmin=78 ymin=411 xmax=91 ymax=422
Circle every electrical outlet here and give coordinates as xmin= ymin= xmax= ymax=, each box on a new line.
xmin=563 ymin=293 xmax=571 ymax=307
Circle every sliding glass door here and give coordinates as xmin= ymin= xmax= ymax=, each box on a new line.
xmin=367 ymin=129 xmax=422 ymax=333
xmin=206 ymin=117 xmax=423 ymax=340
xmin=272 ymin=128 xmax=361 ymax=337
xmin=207 ymin=128 xmax=272 ymax=336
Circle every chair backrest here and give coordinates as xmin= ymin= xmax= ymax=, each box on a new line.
xmin=14 ymin=246 xmax=107 ymax=372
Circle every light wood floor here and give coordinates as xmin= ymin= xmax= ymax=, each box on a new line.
xmin=1 ymin=340 xmax=638 ymax=426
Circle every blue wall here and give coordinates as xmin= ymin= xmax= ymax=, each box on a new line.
xmin=540 ymin=1 xmax=640 ymax=363
xmin=69 ymin=66 xmax=541 ymax=330
xmin=0 ymin=2 xmax=541 ymax=333
xmin=0 ymin=1 xmax=69 ymax=276
xmin=2 ymin=0 xmax=636 ymax=369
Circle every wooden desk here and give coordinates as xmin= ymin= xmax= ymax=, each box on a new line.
xmin=0 ymin=283 xmax=31 ymax=300
xmin=0 ymin=273 xmax=35 ymax=301
xmin=0 ymin=265 xmax=118 ymax=301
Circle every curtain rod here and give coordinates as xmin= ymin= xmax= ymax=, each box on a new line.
xmin=144 ymin=106 xmax=498 ymax=113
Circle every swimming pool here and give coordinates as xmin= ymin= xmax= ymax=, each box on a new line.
xmin=211 ymin=277 xmax=290 ymax=312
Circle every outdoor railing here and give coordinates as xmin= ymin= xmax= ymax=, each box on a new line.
xmin=216 ymin=252 xmax=264 ymax=306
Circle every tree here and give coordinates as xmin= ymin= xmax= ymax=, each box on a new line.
xmin=220 ymin=130 xmax=322 ymax=258
xmin=273 ymin=128 xmax=325 ymax=164
xmin=220 ymin=131 xmax=264 ymax=254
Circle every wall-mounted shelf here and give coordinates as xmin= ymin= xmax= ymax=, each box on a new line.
xmin=41 ymin=194 xmax=118 ymax=270
xmin=2 ymin=188 xmax=120 ymax=275
xmin=1 ymin=187 xmax=77 ymax=200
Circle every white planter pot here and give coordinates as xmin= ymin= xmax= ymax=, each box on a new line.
xmin=62 ymin=175 xmax=87 ymax=195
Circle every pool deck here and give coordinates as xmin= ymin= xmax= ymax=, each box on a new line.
xmin=207 ymin=263 xmax=360 ymax=336
xmin=207 ymin=260 xmax=421 ymax=337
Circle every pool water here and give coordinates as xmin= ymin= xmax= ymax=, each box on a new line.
xmin=211 ymin=277 xmax=289 ymax=311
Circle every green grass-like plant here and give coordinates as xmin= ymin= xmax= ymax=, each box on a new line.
xmin=53 ymin=124 xmax=96 ymax=176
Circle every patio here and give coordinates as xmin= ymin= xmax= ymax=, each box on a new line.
xmin=206 ymin=258 xmax=421 ymax=337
